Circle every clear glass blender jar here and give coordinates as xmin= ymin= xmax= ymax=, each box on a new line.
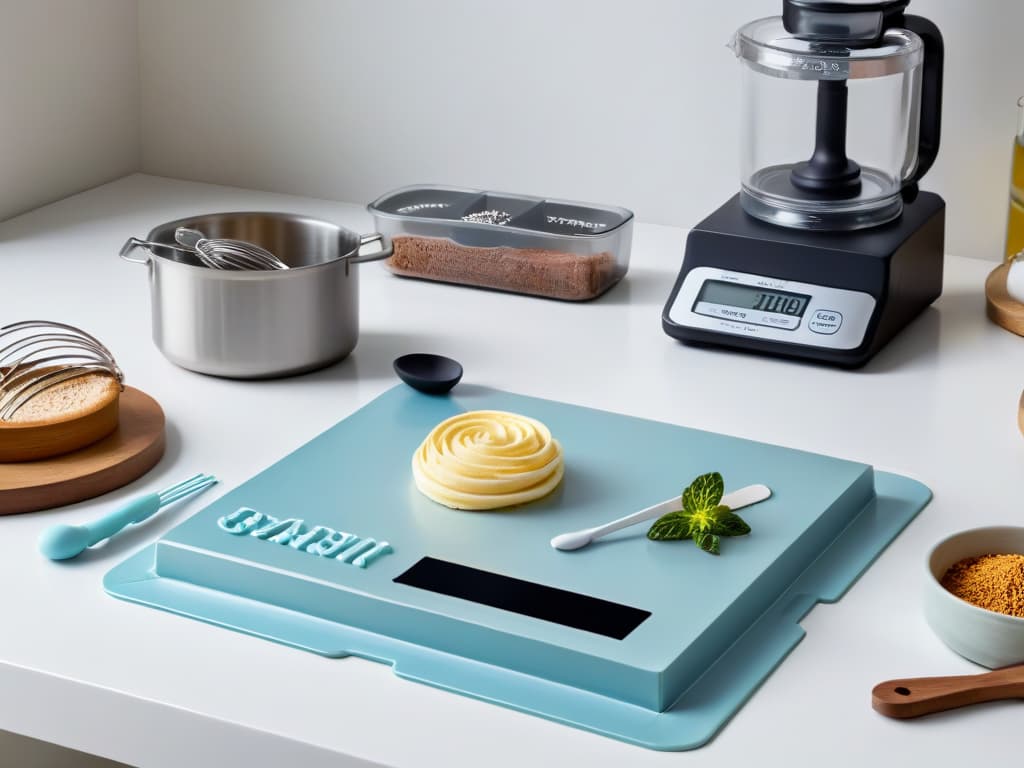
xmin=731 ymin=1 xmax=943 ymax=231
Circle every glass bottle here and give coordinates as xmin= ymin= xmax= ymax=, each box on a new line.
xmin=1005 ymin=97 xmax=1024 ymax=261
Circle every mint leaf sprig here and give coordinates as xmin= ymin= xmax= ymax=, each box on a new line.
xmin=647 ymin=472 xmax=751 ymax=555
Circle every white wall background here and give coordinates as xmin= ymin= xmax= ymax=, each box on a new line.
xmin=0 ymin=1 xmax=1020 ymax=261
xmin=136 ymin=0 xmax=1024 ymax=261
xmin=0 ymin=0 xmax=139 ymax=223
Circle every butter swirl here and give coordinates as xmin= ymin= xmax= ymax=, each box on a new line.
xmin=412 ymin=410 xmax=564 ymax=510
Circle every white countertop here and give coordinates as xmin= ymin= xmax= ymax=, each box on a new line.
xmin=2 ymin=175 xmax=1021 ymax=768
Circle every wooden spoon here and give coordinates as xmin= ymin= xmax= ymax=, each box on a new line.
xmin=872 ymin=664 xmax=1024 ymax=718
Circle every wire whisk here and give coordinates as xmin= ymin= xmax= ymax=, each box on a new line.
xmin=0 ymin=321 xmax=124 ymax=421
xmin=174 ymin=227 xmax=289 ymax=271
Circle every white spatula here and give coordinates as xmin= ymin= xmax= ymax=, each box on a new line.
xmin=550 ymin=484 xmax=772 ymax=551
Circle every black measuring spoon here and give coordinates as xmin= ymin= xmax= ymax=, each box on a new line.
xmin=393 ymin=354 xmax=463 ymax=395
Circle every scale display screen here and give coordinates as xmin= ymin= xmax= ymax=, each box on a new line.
xmin=395 ymin=556 xmax=651 ymax=640
xmin=695 ymin=280 xmax=811 ymax=317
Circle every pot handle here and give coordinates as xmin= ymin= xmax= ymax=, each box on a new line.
xmin=346 ymin=233 xmax=393 ymax=264
xmin=119 ymin=237 xmax=152 ymax=264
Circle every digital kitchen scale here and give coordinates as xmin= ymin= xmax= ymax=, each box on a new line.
xmin=105 ymin=384 xmax=931 ymax=750
xmin=662 ymin=192 xmax=945 ymax=368
xmin=664 ymin=0 xmax=946 ymax=368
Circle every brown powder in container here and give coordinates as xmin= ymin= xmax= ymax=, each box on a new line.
xmin=386 ymin=236 xmax=618 ymax=301
xmin=940 ymin=553 xmax=1024 ymax=618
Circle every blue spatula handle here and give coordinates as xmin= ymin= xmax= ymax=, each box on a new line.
xmin=39 ymin=474 xmax=217 ymax=561
xmin=39 ymin=494 xmax=161 ymax=561
xmin=82 ymin=493 xmax=162 ymax=543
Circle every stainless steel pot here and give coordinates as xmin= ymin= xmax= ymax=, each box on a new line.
xmin=120 ymin=212 xmax=392 ymax=378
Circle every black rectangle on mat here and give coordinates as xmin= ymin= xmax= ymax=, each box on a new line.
xmin=393 ymin=556 xmax=651 ymax=640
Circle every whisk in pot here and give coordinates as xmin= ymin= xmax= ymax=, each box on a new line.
xmin=173 ymin=227 xmax=290 ymax=271
xmin=117 ymin=228 xmax=289 ymax=271
xmin=0 ymin=321 xmax=124 ymax=421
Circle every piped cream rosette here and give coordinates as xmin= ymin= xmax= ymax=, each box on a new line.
xmin=412 ymin=410 xmax=564 ymax=510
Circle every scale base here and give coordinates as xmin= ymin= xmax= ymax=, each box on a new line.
xmin=102 ymin=383 xmax=932 ymax=750
xmin=663 ymin=192 xmax=945 ymax=368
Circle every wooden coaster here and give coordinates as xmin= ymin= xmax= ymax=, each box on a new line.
xmin=985 ymin=263 xmax=1024 ymax=337
xmin=0 ymin=387 xmax=165 ymax=515
xmin=986 ymin=266 xmax=1024 ymax=440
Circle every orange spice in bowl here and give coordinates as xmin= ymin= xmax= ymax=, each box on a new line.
xmin=924 ymin=527 xmax=1024 ymax=668
xmin=941 ymin=554 xmax=1024 ymax=618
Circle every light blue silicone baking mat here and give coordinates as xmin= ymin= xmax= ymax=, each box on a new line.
xmin=105 ymin=384 xmax=930 ymax=750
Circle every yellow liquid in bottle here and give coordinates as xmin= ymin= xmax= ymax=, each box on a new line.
xmin=1006 ymin=138 xmax=1024 ymax=260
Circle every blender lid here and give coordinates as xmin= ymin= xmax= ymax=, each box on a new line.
xmin=732 ymin=16 xmax=922 ymax=80
xmin=782 ymin=0 xmax=910 ymax=45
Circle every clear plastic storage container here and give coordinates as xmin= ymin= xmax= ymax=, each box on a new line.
xmin=368 ymin=185 xmax=633 ymax=301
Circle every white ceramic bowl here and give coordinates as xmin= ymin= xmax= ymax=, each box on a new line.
xmin=924 ymin=526 xmax=1024 ymax=668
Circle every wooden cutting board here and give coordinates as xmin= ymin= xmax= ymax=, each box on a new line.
xmin=0 ymin=387 xmax=165 ymax=515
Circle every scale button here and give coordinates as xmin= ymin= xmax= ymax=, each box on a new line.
xmin=809 ymin=310 xmax=843 ymax=335
xmin=758 ymin=313 xmax=800 ymax=330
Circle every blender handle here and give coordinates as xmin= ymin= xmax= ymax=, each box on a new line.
xmin=902 ymin=14 xmax=943 ymax=186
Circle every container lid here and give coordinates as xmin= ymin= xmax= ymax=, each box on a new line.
xmin=732 ymin=16 xmax=922 ymax=79
xmin=367 ymin=185 xmax=633 ymax=240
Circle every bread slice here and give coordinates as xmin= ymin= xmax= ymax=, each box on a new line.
xmin=4 ymin=373 xmax=119 ymax=424
xmin=0 ymin=372 xmax=121 ymax=462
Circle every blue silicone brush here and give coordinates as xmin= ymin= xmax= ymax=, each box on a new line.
xmin=39 ymin=473 xmax=218 ymax=560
